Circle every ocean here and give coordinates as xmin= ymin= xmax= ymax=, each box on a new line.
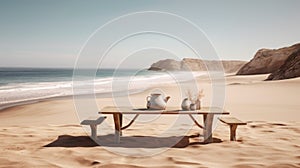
xmin=0 ymin=67 xmax=203 ymax=109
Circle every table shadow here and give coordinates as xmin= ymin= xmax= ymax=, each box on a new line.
xmin=44 ymin=134 xmax=222 ymax=148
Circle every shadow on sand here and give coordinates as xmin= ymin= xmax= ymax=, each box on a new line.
xmin=44 ymin=134 xmax=222 ymax=148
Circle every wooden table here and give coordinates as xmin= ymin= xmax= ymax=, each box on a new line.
xmin=99 ymin=106 xmax=229 ymax=143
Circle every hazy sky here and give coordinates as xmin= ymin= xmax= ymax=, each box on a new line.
xmin=1 ymin=0 xmax=300 ymax=68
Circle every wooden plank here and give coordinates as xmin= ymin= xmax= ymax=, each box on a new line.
xmin=99 ymin=106 xmax=229 ymax=115
xmin=219 ymin=117 xmax=246 ymax=125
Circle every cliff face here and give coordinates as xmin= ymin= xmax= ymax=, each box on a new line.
xmin=148 ymin=59 xmax=181 ymax=71
xmin=149 ymin=43 xmax=300 ymax=80
xmin=148 ymin=58 xmax=246 ymax=73
xmin=237 ymin=43 xmax=300 ymax=75
xmin=267 ymin=48 xmax=300 ymax=80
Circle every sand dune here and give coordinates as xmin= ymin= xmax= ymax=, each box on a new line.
xmin=0 ymin=75 xmax=300 ymax=167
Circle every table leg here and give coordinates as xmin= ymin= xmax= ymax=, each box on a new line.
xmin=113 ymin=113 xmax=121 ymax=143
xmin=120 ymin=113 xmax=123 ymax=136
xmin=203 ymin=114 xmax=214 ymax=143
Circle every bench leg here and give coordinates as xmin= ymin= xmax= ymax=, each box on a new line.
xmin=90 ymin=124 xmax=97 ymax=140
xmin=230 ymin=125 xmax=237 ymax=141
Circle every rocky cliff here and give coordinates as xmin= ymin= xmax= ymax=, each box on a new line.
xmin=148 ymin=59 xmax=181 ymax=71
xmin=237 ymin=43 xmax=300 ymax=75
xmin=266 ymin=48 xmax=300 ymax=80
xmin=148 ymin=58 xmax=246 ymax=73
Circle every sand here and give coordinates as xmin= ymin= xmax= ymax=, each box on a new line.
xmin=0 ymin=74 xmax=300 ymax=168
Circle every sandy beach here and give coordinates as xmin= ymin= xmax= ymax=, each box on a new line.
xmin=0 ymin=74 xmax=299 ymax=168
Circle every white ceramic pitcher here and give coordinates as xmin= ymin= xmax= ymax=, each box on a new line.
xmin=146 ymin=93 xmax=170 ymax=110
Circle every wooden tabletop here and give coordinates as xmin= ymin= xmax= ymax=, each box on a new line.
xmin=99 ymin=106 xmax=229 ymax=115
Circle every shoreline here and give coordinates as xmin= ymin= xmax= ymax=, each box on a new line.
xmin=0 ymin=71 xmax=205 ymax=112
xmin=0 ymin=70 xmax=207 ymax=112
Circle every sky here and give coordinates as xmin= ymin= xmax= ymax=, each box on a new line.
xmin=0 ymin=0 xmax=300 ymax=68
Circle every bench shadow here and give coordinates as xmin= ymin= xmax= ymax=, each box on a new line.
xmin=44 ymin=134 xmax=222 ymax=148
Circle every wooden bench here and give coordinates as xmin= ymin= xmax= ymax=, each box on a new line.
xmin=80 ymin=116 xmax=106 ymax=140
xmin=219 ymin=117 xmax=247 ymax=141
